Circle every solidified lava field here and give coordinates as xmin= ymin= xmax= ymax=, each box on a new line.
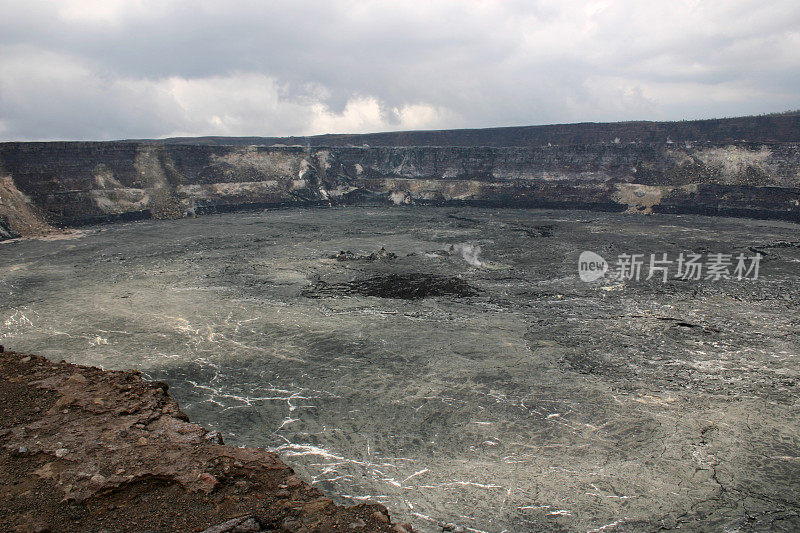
xmin=1 ymin=206 xmax=799 ymax=532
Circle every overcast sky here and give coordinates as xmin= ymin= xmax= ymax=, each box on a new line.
xmin=1 ymin=0 xmax=798 ymax=141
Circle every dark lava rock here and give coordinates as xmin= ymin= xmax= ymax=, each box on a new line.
xmin=306 ymin=273 xmax=477 ymax=300
xmin=331 ymin=247 xmax=397 ymax=262
xmin=150 ymin=380 xmax=169 ymax=392
xmin=366 ymin=247 xmax=397 ymax=261
xmin=0 ymin=215 xmax=22 ymax=241
xmin=332 ymin=250 xmax=357 ymax=261
xmin=205 ymin=430 xmax=225 ymax=445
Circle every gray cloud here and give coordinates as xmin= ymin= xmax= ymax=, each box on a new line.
xmin=1 ymin=0 xmax=798 ymax=140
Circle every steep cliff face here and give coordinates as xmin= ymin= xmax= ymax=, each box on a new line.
xmin=0 ymin=140 xmax=799 ymax=239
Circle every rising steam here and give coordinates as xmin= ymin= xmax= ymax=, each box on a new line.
xmin=449 ymin=243 xmax=484 ymax=267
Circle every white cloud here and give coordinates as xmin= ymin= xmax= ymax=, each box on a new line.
xmin=0 ymin=48 xmax=459 ymax=140
xmin=309 ymin=97 xmax=383 ymax=136
xmin=308 ymin=97 xmax=459 ymax=135
xmin=57 ymin=0 xmax=151 ymax=25
xmin=164 ymin=80 xmax=460 ymax=137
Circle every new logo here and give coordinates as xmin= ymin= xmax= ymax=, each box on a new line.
xmin=578 ymin=251 xmax=608 ymax=282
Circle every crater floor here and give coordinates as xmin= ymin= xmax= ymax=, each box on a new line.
xmin=2 ymin=207 xmax=799 ymax=532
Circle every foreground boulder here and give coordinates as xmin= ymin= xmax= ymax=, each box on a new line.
xmin=0 ymin=351 xmax=414 ymax=533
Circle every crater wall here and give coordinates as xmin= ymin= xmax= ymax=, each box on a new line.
xmin=1 ymin=140 xmax=799 ymax=239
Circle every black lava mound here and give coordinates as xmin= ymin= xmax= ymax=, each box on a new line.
xmin=306 ymin=273 xmax=477 ymax=300
xmin=330 ymin=247 xmax=398 ymax=262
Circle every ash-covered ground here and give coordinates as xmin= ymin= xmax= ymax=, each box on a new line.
xmin=1 ymin=207 xmax=799 ymax=532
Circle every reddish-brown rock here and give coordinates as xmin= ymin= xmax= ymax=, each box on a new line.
xmin=0 ymin=351 xmax=415 ymax=533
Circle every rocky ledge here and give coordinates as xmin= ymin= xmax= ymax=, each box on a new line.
xmin=0 ymin=350 xmax=415 ymax=533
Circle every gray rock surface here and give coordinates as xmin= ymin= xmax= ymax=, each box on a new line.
xmin=2 ymin=207 xmax=798 ymax=531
